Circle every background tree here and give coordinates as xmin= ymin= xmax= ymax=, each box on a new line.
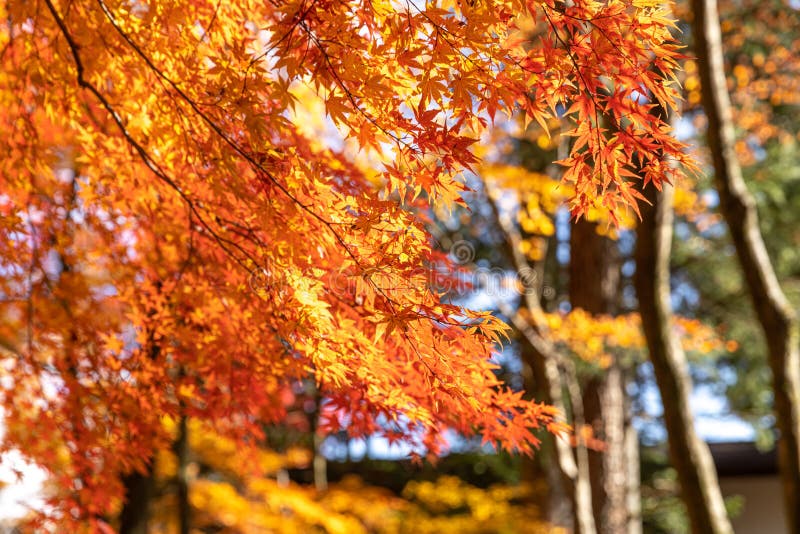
xmin=634 ymin=180 xmax=732 ymax=534
xmin=439 ymin=119 xmax=735 ymax=532
xmin=691 ymin=0 xmax=800 ymax=530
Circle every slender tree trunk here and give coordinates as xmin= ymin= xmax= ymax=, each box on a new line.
xmin=312 ymin=392 xmax=328 ymax=492
xmin=520 ymin=339 xmax=572 ymax=525
xmin=482 ymin=116 xmax=598 ymax=531
xmin=582 ymin=377 xmax=606 ymax=526
xmin=120 ymin=340 xmax=161 ymax=534
xmin=175 ymin=415 xmax=191 ymax=534
xmin=118 ymin=468 xmax=155 ymax=534
xmin=583 ymin=363 xmax=638 ymax=534
xmin=570 ymin=218 xmax=639 ymax=533
xmin=512 ymin=318 xmax=597 ymax=534
xmin=634 ymin=182 xmax=733 ymax=534
xmin=691 ymin=0 xmax=800 ymax=530
xmin=624 ymin=411 xmax=642 ymax=534
xmin=486 ymin=194 xmax=596 ymax=534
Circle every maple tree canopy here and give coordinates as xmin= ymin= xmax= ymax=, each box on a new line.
xmin=0 ymin=0 xmax=688 ymax=524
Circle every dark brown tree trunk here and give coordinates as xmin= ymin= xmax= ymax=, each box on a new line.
xmin=118 ymin=468 xmax=155 ymax=534
xmin=175 ymin=415 xmax=191 ymax=534
xmin=120 ymin=342 xmax=161 ymax=534
xmin=568 ymin=219 xmax=619 ymax=314
xmin=691 ymin=0 xmax=800 ymax=530
xmin=634 ymin=182 xmax=733 ymax=534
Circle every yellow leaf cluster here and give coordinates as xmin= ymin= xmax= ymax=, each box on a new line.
xmin=540 ymin=309 xmax=737 ymax=367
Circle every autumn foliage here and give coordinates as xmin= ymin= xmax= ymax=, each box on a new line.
xmin=144 ymin=420 xmax=558 ymax=534
xmin=0 ymin=0 xmax=688 ymax=526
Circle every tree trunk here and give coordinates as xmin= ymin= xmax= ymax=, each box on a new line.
xmin=568 ymin=219 xmax=619 ymax=314
xmin=582 ymin=363 xmax=638 ymax=534
xmin=175 ymin=415 xmax=191 ymax=534
xmin=634 ymin=182 xmax=733 ymax=534
xmin=570 ymin=218 xmax=639 ymax=533
xmin=512 ymin=319 xmax=597 ymax=534
xmin=488 ymin=206 xmax=596 ymax=534
xmin=120 ymin=342 xmax=160 ymax=534
xmin=312 ymin=392 xmax=329 ymax=492
xmin=624 ymin=414 xmax=642 ymax=534
xmin=118 ymin=468 xmax=155 ymax=534
xmin=520 ymin=339 xmax=572 ymax=526
xmin=691 ymin=0 xmax=800 ymax=530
